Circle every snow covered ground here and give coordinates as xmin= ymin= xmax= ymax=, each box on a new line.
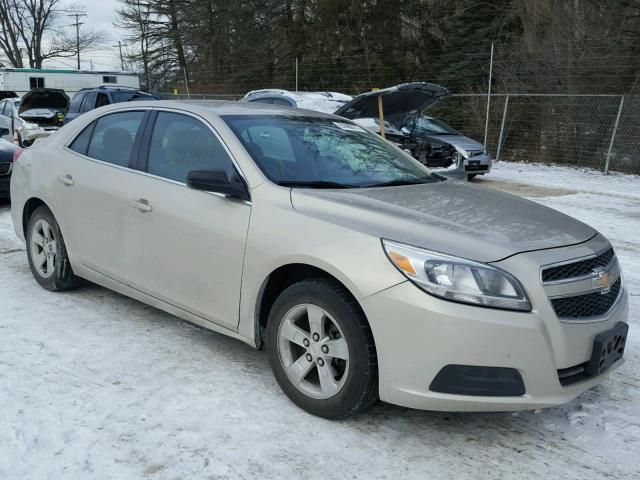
xmin=0 ymin=162 xmax=638 ymax=480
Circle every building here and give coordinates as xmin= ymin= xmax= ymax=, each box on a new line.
xmin=0 ymin=68 xmax=140 ymax=96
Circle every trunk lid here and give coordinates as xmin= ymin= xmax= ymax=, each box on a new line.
xmin=18 ymin=88 xmax=69 ymax=118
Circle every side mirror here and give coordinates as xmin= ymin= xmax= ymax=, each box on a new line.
xmin=187 ymin=169 xmax=250 ymax=202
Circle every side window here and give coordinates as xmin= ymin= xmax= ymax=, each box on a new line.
xmin=68 ymin=93 xmax=84 ymax=112
xmin=147 ymin=111 xmax=236 ymax=183
xmin=271 ymin=98 xmax=293 ymax=106
xmin=96 ymin=93 xmax=110 ymax=108
xmin=86 ymin=111 xmax=145 ymax=167
xmin=69 ymin=121 xmax=95 ymax=155
xmin=29 ymin=77 xmax=45 ymax=89
xmin=81 ymin=92 xmax=97 ymax=113
xmin=248 ymin=98 xmax=272 ymax=104
xmin=0 ymin=101 xmax=7 ymax=116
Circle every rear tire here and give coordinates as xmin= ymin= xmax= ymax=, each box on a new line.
xmin=467 ymin=174 xmax=477 ymax=180
xmin=266 ymin=278 xmax=378 ymax=419
xmin=26 ymin=206 xmax=78 ymax=291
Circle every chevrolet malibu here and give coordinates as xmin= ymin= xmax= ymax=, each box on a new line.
xmin=10 ymin=101 xmax=629 ymax=418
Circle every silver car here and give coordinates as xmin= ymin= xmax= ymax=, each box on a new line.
xmin=0 ymin=89 xmax=69 ymax=146
xmin=10 ymin=101 xmax=629 ymax=418
xmin=409 ymin=115 xmax=493 ymax=178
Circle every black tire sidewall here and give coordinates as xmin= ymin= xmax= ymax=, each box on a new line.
xmin=26 ymin=206 xmax=74 ymax=291
xmin=266 ymin=279 xmax=377 ymax=419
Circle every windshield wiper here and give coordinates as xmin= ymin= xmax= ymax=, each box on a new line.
xmin=277 ymin=180 xmax=360 ymax=189
xmin=363 ymin=177 xmax=436 ymax=188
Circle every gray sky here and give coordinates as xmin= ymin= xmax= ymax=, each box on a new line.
xmin=47 ymin=0 xmax=122 ymax=71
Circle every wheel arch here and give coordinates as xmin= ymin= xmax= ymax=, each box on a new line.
xmin=22 ymin=197 xmax=50 ymax=237
xmin=253 ymin=262 xmax=370 ymax=349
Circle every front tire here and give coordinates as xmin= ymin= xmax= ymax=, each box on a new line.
xmin=266 ymin=278 xmax=378 ymax=419
xmin=26 ymin=206 xmax=78 ymax=291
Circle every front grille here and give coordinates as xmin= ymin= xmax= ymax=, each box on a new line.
xmin=542 ymin=248 xmax=615 ymax=282
xmin=0 ymin=162 xmax=11 ymax=176
xmin=551 ymin=277 xmax=621 ymax=319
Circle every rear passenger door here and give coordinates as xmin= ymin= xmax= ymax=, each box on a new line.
xmin=124 ymin=109 xmax=251 ymax=329
xmin=54 ymin=109 xmax=149 ymax=282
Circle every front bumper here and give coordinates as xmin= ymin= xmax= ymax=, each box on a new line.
xmin=465 ymin=154 xmax=492 ymax=175
xmin=361 ymin=278 xmax=628 ymax=412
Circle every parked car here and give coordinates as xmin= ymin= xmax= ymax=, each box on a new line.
xmin=0 ymin=134 xmax=20 ymax=199
xmin=11 ymin=101 xmax=628 ymax=419
xmin=64 ymin=86 xmax=162 ymax=123
xmin=243 ymin=83 xmax=492 ymax=179
xmin=409 ymin=115 xmax=492 ymax=178
xmin=0 ymin=88 xmax=69 ymax=147
xmin=0 ymin=91 xmax=18 ymax=101
xmin=0 ymin=97 xmax=20 ymax=141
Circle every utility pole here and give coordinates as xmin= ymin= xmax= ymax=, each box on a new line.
xmin=67 ymin=13 xmax=86 ymax=70
xmin=113 ymin=41 xmax=125 ymax=71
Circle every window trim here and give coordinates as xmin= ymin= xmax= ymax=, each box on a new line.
xmin=137 ymin=107 xmax=250 ymax=199
xmin=63 ymin=106 xmax=251 ymax=204
xmin=64 ymin=108 xmax=151 ymax=170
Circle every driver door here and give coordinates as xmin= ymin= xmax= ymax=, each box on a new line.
xmin=124 ymin=110 xmax=251 ymax=330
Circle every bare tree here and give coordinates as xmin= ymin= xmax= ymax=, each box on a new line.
xmin=0 ymin=0 xmax=104 ymax=68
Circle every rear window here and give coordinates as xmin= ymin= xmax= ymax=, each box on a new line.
xmin=85 ymin=111 xmax=145 ymax=167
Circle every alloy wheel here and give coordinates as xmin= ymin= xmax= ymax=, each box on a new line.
xmin=277 ymin=303 xmax=350 ymax=399
xmin=30 ymin=218 xmax=57 ymax=279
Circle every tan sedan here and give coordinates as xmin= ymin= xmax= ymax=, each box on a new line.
xmin=10 ymin=101 xmax=629 ymax=418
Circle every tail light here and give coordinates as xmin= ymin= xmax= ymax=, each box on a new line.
xmin=12 ymin=147 xmax=24 ymax=162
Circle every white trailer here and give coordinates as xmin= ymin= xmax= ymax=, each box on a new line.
xmin=0 ymin=68 xmax=140 ymax=96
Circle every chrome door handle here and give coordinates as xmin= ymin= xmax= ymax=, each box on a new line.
xmin=130 ymin=198 xmax=152 ymax=212
xmin=59 ymin=174 xmax=74 ymax=186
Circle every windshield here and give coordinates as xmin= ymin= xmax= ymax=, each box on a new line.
xmin=413 ymin=117 xmax=458 ymax=135
xmin=223 ymin=115 xmax=439 ymax=188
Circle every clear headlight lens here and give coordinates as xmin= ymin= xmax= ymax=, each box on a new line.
xmin=383 ymin=240 xmax=531 ymax=311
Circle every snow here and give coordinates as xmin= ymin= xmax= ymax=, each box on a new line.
xmin=1 ymin=162 xmax=639 ymax=479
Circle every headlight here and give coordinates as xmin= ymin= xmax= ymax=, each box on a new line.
xmin=382 ymin=240 xmax=531 ymax=311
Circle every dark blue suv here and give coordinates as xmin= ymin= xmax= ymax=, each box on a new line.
xmin=64 ymin=87 xmax=162 ymax=124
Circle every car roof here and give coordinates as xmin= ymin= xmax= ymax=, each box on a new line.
xmin=243 ymin=89 xmax=353 ymax=103
xmin=88 ymin=99 xmax=343 ymax=119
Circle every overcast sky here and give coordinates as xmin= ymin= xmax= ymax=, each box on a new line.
xmin=47 ymin=0 xmax=122 ymax=71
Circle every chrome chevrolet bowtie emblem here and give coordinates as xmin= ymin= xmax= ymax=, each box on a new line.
xmin=593 ymin=269 xmax=612 ymax=294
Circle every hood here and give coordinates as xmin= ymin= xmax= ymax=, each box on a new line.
xmin=417 ymin=134 xmax=485 ymax=152
xmin=333 ymin=82 xmax=450 ymax=130
xmin=19 ymin=88 xmax=69 ymax=115
xmin=291 ymin=181 xmax=596 ymax=263
xmin=351 ymin=118 xmax=406 ymax=138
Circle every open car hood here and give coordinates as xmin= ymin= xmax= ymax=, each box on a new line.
xmin=19 ymin=88 xmax=69 ymax=115
xmin=333 ymin=82 xmax=450 ymax=130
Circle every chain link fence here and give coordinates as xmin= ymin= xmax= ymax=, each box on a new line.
xmin=428 ymin=94 xmax=640 ymax=175
xmin=160 ymin=90 xmax=640 ymax=175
